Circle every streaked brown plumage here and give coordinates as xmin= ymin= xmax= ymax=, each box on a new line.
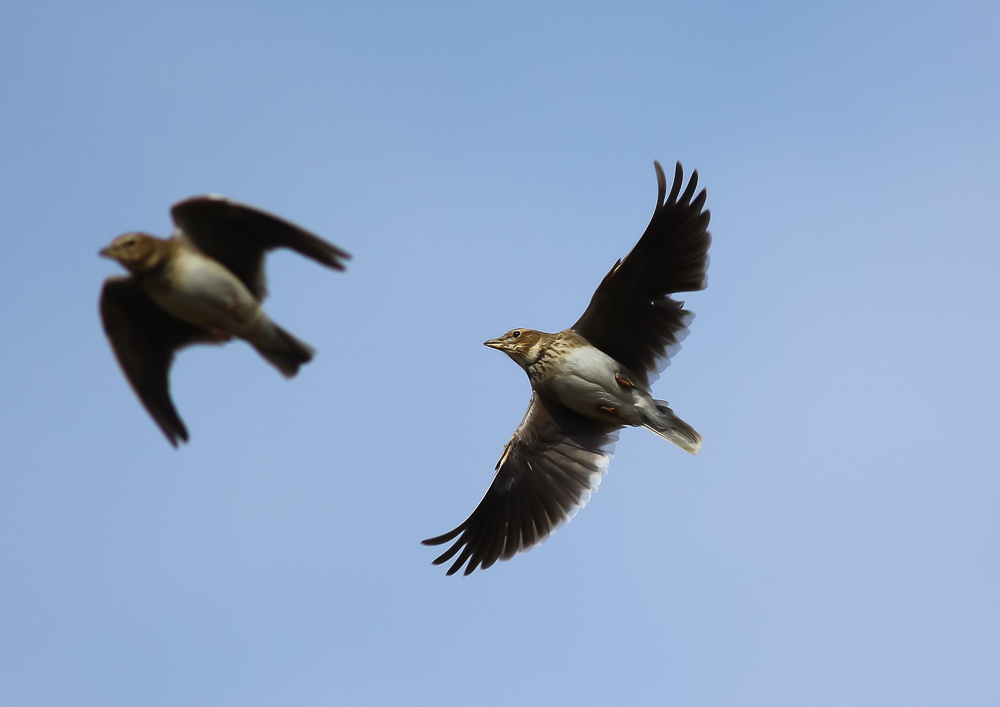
xmin=423 ymin=161 xmax=711 ymax=575
xmin=99 ymin=195 xmax=350 ymax=447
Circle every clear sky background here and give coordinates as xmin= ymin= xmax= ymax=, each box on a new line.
xmin=1 ymin=1 xmax=998 ymax=705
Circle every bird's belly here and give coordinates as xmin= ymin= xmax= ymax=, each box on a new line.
xmin=146 ymin=255 xmax=260 ymax=334
xmin=545 ymin=347 xmax=641 ymax=423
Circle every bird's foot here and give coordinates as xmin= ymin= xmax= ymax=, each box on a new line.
xmin=614 ymin=373 xmax=634 ymax=390
xmin=598 ymin=405 xmax=617 ymax=415
xmin=208 ymin=328 xmax=232 ymax=342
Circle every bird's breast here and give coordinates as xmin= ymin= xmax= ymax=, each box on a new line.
xmin=143 ymin=250 xmax=260 ymax=332
xmin=533 ymin=344 xmax=637 ymax=422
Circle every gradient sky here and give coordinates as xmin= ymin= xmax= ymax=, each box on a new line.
xmin=2 ymin=1 xmax=998 ymax=705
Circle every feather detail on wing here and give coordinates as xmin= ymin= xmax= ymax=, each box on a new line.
xmin=99 ymin=277 xmax=216 ymax=446
xmin=572 ymin=161 xmax=711 ymax=388
xmin=422 ymin=394 xmax=620 ymax=576
xmin=170 ymin=196 xmax=350 ymax=300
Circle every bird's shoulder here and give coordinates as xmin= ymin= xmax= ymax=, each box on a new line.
xmin=540 ymin=329 xmax=600 ymax=363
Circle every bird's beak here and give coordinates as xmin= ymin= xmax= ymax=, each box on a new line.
xmin=484 ymin=338 xmax=505 ymax=350
xmin=99 ymin=245 xmax=116 ymax=259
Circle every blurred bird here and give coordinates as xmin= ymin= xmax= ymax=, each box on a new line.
xmin=423 ymin=161 xmax=711 ymax=575
xmin=99 ymin=196 xmax=350 ymax=447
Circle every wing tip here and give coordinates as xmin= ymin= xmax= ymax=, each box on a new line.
xmin=421 ymin=533 xmax=455 ymax=547
xmin=322 ymin=246 xmax=352 ymax=271
xmin=151 ymin=406 xmax=190 ymax=448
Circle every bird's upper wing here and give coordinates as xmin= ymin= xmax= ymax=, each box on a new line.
xmin=100 ymin=277 xmax=215 ymax=447
xmin=572 ymin=161 xmax=711 ymax=388
xmin=422 ymin=393 xmax=620 ymax=576
xmin=170 ymin=196 xmax=350 ymax=300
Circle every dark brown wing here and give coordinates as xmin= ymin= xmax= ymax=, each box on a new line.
xmin=422 ymin=394 xmax=620 ymax=576
xmin=170 ymin=196 xmax=350 ymax=300
xmin=100 ymin=277 xmax=215 ymax=447
xmin=572 ymin=161 xmax=711 ymax=388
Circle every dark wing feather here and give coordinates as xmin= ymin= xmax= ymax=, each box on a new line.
xmin=170 ymin=196 xmax=350 ymax=300
xmin=100 ymin=277 xmax=214 ymax=447
xmin=422 ymin=394 xmax=620 ymax=575
xmin=572 ymin=161 xmax=711 ymax=388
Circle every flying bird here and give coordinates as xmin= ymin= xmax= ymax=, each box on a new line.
xmin=423 ymin=161 xmax=711 ymax=575
xmin=99 ymin=195 xmax=350 ymax=447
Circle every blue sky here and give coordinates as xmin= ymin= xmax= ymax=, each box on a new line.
xmin=1 ymin=1 xmax=998 ymax=705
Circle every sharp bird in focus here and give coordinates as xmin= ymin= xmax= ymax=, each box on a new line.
xmin=99 ymin=196 xmax=350 ymax=446
xmin=423 ymin=161 xmax=711 ymax=575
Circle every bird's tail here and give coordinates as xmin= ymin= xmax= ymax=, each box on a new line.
xmin=641 ymin=399 xmax=702 ymax=455
xmin=253 ymin=320 xmax=315 ymax=378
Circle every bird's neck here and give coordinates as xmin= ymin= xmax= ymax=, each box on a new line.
xmin=523 ymin=330 xmax=567 ymax=377
xmin=129 ymin=238 xmax=176 ymax=275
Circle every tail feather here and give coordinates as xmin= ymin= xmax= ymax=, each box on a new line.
xmin=254 ymin=322 xmax=315 ymax=378
xmin=642 ymin=399 xmax=702 ymax=455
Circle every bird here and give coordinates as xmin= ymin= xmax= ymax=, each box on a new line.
xmin=99 ymin=195 xmax=350 ymax=447
xmin=422 ymin=161 xmax=711 ymax=575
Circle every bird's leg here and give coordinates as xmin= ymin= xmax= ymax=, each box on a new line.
xmin=614 ymin=373 xmax=634 ymax=390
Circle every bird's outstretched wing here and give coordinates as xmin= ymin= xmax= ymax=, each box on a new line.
xmin=572 ymin=161 xmax=711 ymax=388
xmin=170 ymin=196 xmax=350 ymax=300
xmin=100 ymin=277 xmax=215 ymax=447
xmin=423 ymin=394 xmax=620 ymax=575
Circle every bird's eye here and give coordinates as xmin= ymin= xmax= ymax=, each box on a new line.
xmin=512 ymin=330 xmax=521 ymax=338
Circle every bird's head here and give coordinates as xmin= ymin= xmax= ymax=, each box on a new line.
xmin=484 ymin=328 xmax=547 ymax=368
xmin=99 ymin=233 xmax=170 ymax=273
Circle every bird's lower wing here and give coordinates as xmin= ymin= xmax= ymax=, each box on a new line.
xmin=422 ymin=394 xmax=620 ymax=576
xmin=100 ymin=278 xmax=214 ymax=447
